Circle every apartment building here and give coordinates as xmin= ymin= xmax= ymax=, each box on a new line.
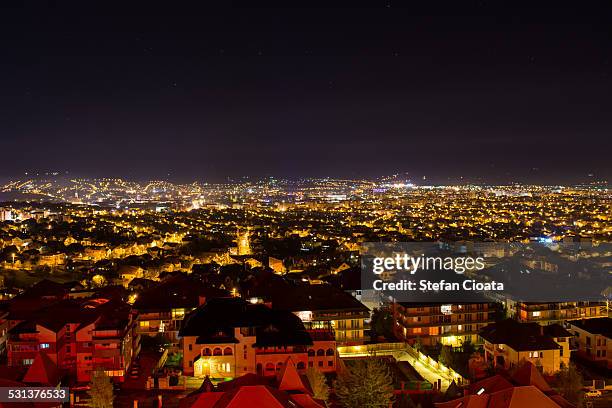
xmin=392 ymin=302 xmax=497 ymax=347
xmin=256 ymin=283 xmax=370 ymax=345
xmin=516 ymin=302 xmax=607 ymax=325
xmin=7 ymin=298 xmax=138 ymax=383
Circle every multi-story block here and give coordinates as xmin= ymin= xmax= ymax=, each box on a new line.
xmin=480 ymin=319 xmax=571 ymax=374
xmin=7 ymin=298 xmax=138 ymax=383
xmin=516 ymin=302 xmax=606 ymax=325
xmin=392 ymin=302 xmax=497 ymax=347
xmin=253 ymin=284 xmax=370 ymax=345
xmin=133 ymin=274 xmax=228 ymax=349
xmin=179 ymin=298 xmax=336 ymax=380
xmin=568 ymin=318 xmax=611 ymax=369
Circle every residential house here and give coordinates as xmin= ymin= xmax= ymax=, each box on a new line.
xmin=436 ymin=361 xmax=576 ymax=408
xmin=480 ymin=319 xmax=571 ymax=374
xmin=179 ymin=298 xmax=336 ymax=380
xmin=568 ymin=318 xmax=611 ymax=369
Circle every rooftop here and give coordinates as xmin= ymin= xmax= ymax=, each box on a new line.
xmin=133 ymin=273 xmax=229 ymax=312
xmin=570 ymin=317 xmax=612 ymax=339
xmin=179 ymin=298 xmax=313 ymax=347
xmin=479 ymin=319 xmax=566 ymax=352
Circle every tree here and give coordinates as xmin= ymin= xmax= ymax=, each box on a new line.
xmin=371 ymin=308 xmax=394 ymax=340
xmin=461 ymin=340 xmax=475 ymax=356
xmin=495 ymin=304 xmax=508 ymax=322
xmin=555 ymin=363 xmax=584 ymax=407
xmin=306 ymin=368 xmax=329 ymax=402
xmin=414 ymin=336 xmax=423 ymax=353
xmin=439 ymin=345 xmax=454 ymax=367
xmin=334 ymin=359 xmax=394 ymax=408
xmin=534 ymin=358 xmax=543 ymax=373
xmin=89 ymin=368 xmax=114 ymax=408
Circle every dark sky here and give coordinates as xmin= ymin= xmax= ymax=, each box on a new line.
xmin=1 ymin=1 xmax=611 ymax=183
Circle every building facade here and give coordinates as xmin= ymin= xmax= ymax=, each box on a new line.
xmin=393 ymin=302 xmax=497 ymax=347
xmin=7 ymin=298 xmax=137 ymax=383
xmin=516 ymin=302 xmax=607 ymax=325
xmin=180 ymin=298 xmax=336 ymax=380
xmin=569 ymin=318 xmax=611 ymax=369
xmin=480 ymin=319 xmax=571 ymax=374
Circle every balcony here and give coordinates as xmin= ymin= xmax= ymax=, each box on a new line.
xmin=308 ymin=330 xmax=336 ymax=341
xmin=94 ymin=349 xmax=121 ymax=358
xmin=255 ymin=346 xmax=307 ymax=355
xmin=398 ymin=319 xmax=494 ymax=329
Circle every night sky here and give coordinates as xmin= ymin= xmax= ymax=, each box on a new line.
xmin=1 ymin=2 xmax=611 ymax=183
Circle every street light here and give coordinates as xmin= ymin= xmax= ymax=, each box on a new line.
xmin=11 ymin=253 xmax=15 ymax=264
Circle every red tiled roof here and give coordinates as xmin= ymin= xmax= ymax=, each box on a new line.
xmin=468 ymin=375 xmax=513 ymax=395
xmin=487 ymin=386 xmax=561 ymax=408
xmin=215 ymin=374 xmax=273 ymax=391
xmin=435 ymin=394 xmax=490 ymax=408
xmin=179 ymin=392 xmax=225 ymax=408
xmin=289 ymin=394 xmax=325 ymax=408
xmin=510 ymin=361 xmax=552 ymax=392
xmin=277 ymin=357 xmax=308 ymax=393
xmin=216 ymin=386 xmax=290 ymax=407
xmin=22 ymin=352 xmax=60 ymax=386
xmin=436 ymin=386 xmax=564 ymax=408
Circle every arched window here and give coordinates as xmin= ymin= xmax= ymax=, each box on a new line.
xmin=296 ymin=362 xmax=306 ymax=370
xmin=265 ymin=363 xmax=275 ymax=372
xmin=223 ymin=347 xmax=233 ymax=356
xmin=276 ymin=362 xmax=283 ymax=372
xmin=326 ymin=348 xmax=334 ymax=356
xmin=213 ymin=347 xmax=222 ymax=356
xmin=203 ymin=348 xmax=212 ymax=356
xmin=316 ymin=349 xmax=324 ymax=356
xmin=308 ymin=349 xmax=315 ymax=357
xmin=256 ymin=363 xmax=263 ymax=375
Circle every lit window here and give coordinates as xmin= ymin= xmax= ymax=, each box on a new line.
xmin=532 ymin=311 xmax=541 ymax=317
xmin=40 ymin=343 xmax=50 ymax=349
xmin=295 ymin=311 xmax=313 ymax=322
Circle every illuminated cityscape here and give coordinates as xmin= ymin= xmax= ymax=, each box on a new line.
xmin=1 ymin=2 xmax=611 ymax=408
xmin=0 ymin=177 xmax=609 ymax=407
